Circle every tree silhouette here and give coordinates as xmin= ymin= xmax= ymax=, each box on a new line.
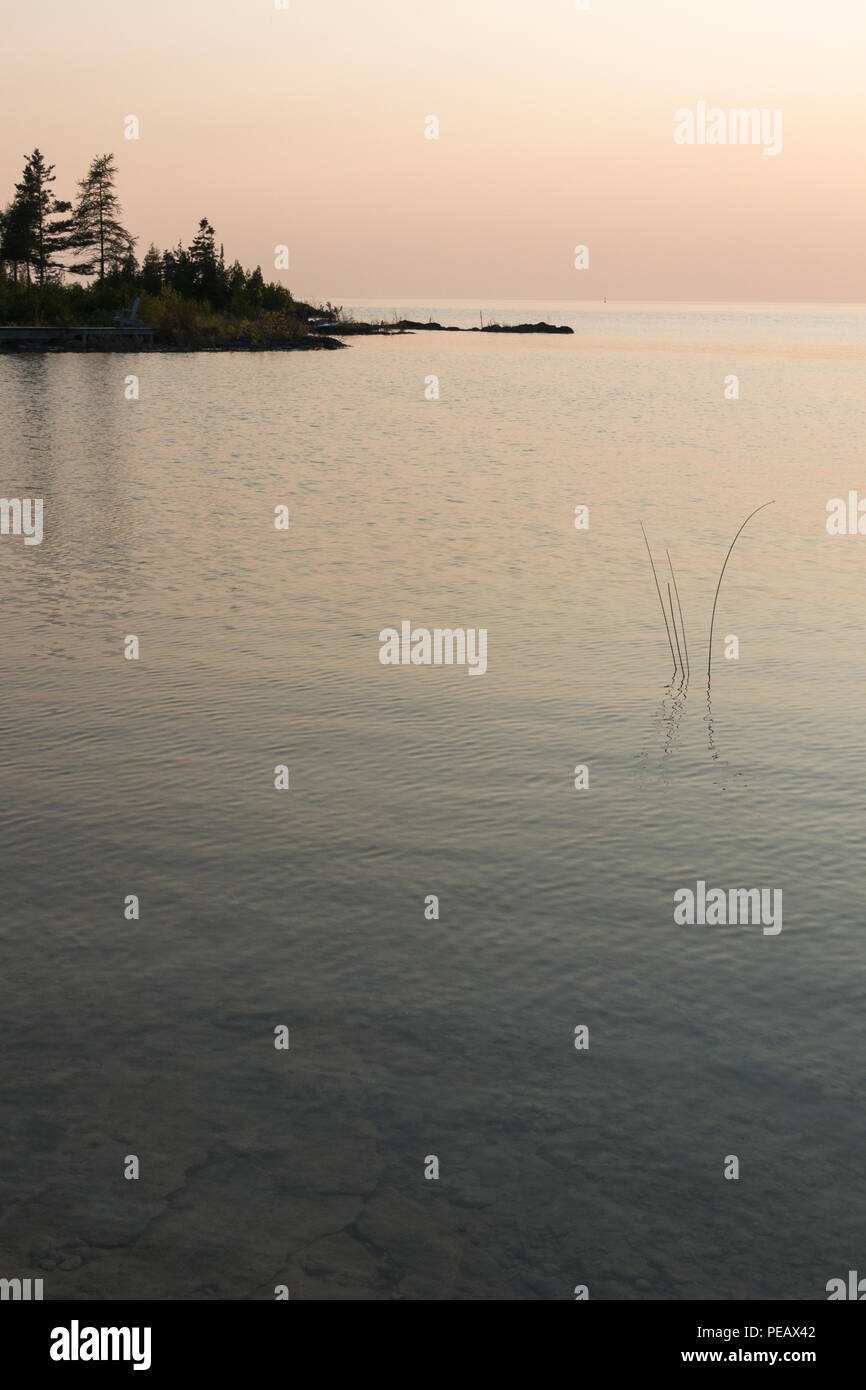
xmin=1 ymin=149 xmax=71 ymax=285
xmin=70 ymin=153 xmax=135 ymax=281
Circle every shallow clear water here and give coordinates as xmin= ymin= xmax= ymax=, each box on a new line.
xmin=1 ymin=303 xmax=864 ymax=1299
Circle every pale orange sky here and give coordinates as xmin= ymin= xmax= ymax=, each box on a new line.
xmin=3 ymin=0 xmax=864 ymax=301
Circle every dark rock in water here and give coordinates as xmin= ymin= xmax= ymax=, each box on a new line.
xmin=387 ymin=319 xmax=573 ymax=335
xmin=303 ymin=335 xmax=346 ymax=350
xmin=332 ymin=322 xmax=389 ymax=335
xmin=481 ymin=322 xmax=573 ymax=334
xmin=334 ymin=318 xmax=573 ymax=338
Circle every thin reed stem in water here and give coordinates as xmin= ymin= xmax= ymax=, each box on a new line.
xmin=640 ymin=521 xmax=677 ymax=676
xmin=668 ymin=581 xmax=684 ymax=681
xmin=667 ymin=549 xmax=689 ymax=682
xmin=707 ymin=500 xmax=775 ymax=684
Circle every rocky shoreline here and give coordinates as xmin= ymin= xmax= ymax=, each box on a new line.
xmin=339 ymin=319 xmax=574 ymax=336
xmin=0 ymin=320 xmax=573 ymax=353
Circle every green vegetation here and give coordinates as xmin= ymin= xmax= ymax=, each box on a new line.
xmin=0 ymin=148 xmax=340 ymax=345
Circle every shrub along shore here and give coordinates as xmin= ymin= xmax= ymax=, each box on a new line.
xmin=0 ymin=247 xmax=347 ymax=352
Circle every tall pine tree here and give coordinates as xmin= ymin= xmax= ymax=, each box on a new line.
xmin=70 ymin=153 xmax=136 ymax=281
xmin=189 ymin=218 xmax=225 ymax=302
xmin=0 ymin=193 xmax=37 ymax=283
xmin=0 ymin=149 xmax=71 ymax=284
xmin=15 ymin=149 xmax=72 ymax=284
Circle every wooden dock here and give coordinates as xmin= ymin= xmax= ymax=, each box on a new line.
xmin=0 ymin=325 xmax=154 ymax=347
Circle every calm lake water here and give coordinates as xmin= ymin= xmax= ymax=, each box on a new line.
xmin=1 ymin=302 xmax=864 ymax=1299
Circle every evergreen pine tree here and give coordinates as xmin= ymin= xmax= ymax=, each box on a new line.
xmin=13 ymin=149 xmax=72 ymax=284
xmin=0 ymin=193 xmax=37 ymax=283
xmin=141 ymin=244 xmax=163 ymax=294
xmin=189 ymin=218 xmax=224 ymax=302
xmin=70 ymin=153 xmax=136 ymax=281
